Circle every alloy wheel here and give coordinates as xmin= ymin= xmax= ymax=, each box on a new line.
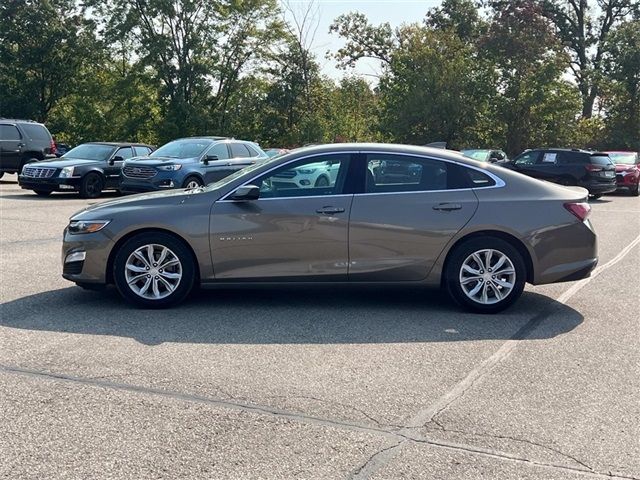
xmin=459 ymin=249 xmax=516 ymax=305
xmin=125 ymin=244 xmax=182 ymax=300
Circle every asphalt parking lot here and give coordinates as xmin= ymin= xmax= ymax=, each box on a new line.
xmin=1 ymin=175 xmax=639 ymax=480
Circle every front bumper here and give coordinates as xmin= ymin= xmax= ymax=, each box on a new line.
xmin=19 ymin=175 xmax=82 ymax=192
xmin=616 ymin=171 xmax=640 ymax=189
xmin=61 ymin=227 xmax=112 ymax=284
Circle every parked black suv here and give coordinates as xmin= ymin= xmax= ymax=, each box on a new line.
xmin=501 ymin=148 xmax=616 ymax=198
xmin=0 ymin=119 xmax=56 ymax=179
xmin=18 ymin=142 xmax=154 ymax=198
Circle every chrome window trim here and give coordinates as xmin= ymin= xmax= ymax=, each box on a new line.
xmin=218 ymin=149 xmax=506 ymax=202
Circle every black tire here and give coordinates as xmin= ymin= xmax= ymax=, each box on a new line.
xmin=590 ymin=193 xmax=602 ymax=200
xmin=630 ymin=185 xmax=639 ymax=197
xmin=34 ymin=190 xmax=52 ymax=197
xmin=444 ymin=236 xmax=527 ymax=314
xmin=113 ymin=232 xmax=196 ymax=308
xmin=314 ymin=176 xmax=330 ymax=187
xmin=182 ymin=176 xmax=203 ymax=189
xmin=79 ymin=172 xmax=104 ymax=198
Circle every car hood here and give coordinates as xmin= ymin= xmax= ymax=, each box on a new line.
xmin=31 ymin=158 xmax=102 ymax=169
xmin=69 ymin=186 xmax=226 ymax=221
xmin=125 ymin=156 xmax=198 ymax=166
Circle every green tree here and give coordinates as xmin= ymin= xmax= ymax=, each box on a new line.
xmin=0 ymin=0 xmax=99 ymax=122
xmin=600 ymin=18 xmax=640 ymax=149
xmin=93 ymin=0 xmax=282 ymax=142
xmin=482 ymin=0 xmax=573 ymax=155
xmin=540 ymin=0 xmax=638 ymax=118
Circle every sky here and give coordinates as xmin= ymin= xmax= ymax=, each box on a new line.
xmin=281 ymin=0 xmax=445 ymax=81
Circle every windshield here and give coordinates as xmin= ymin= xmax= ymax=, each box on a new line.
xmin=461 ymin=149 xmax=490 ymax=161
xmin=607 ymin=152 xmax=638 ymax=165
xmin=204 ymin=157 xmax=279 ymax=191
xmin=151 ymin=139 xmax=211 ymax=159
xmin=64 ymin=144 xmax=116 ymax=161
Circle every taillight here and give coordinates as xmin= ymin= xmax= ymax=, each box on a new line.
xmin=564 ymin=202 xmax=591 ymax=221
xmin=50 ymin=138 xmax=57 ymax=155
xmin=585 ymin=164 xmax=602 ymax=172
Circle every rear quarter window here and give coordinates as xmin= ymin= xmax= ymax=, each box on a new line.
xmin=20 ymin=123 xmax=52 ymax=142
xmin=463 ymin=167 xmax=496 ymax=188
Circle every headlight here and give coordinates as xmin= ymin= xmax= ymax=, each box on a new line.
xmin=297 ymin=168 xmax=317 ymax=174
xmin=158 ymin=164 xmax=182 ymax=171
xmin=68 ymin=220 xmax=110 ymax=234
xmin=59 ymin=166 xmax=74 ymax=178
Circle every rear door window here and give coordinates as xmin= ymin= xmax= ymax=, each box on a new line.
xmin=230 ymin=143 xmax=251 ymax=158
xmin=557 ymin=151 xmax=587 ymax=165
xmin=0 ymin=125 xmax=21 ymax=140
xmin=366 ymin=155 xmax=448 ymax=193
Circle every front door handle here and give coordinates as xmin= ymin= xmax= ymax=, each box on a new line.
xmin=433 ymin=203 xmax=462 ymax=211
xmin=316 ymin=206 xmax=345 ymax=215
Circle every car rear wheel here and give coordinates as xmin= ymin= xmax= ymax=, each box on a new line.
xmin=182 ymin=176 xmax=203 ymax=189
xmin=445 ymin=237 xmax=526 ymax=314
xmin=591 ymin=194 xmax=602 ymax=199
xmin=79 ymin=172 xmax=104 ymax=198
xmin=113 ymin=232 xmax=196 ymax=308
xmin=630 ymin=185 xmax=639 ymax=196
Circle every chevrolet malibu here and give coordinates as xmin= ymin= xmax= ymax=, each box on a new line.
xmin=62 ymin=143 xmax=598 ymax=313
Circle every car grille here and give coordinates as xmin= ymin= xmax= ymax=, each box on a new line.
xmin=123 ymin=165 xmax=157 ymax=179
xmin=274 ymin=170 xmax=297 ymax=178
xmin=22 ymin=166 xmax=56 ymax=178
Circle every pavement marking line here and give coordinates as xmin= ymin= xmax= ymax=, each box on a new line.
xmin=352 ymin=233 xmax=640 ymax=479
xmin=0 ymin=364 xmax=399 ymax=441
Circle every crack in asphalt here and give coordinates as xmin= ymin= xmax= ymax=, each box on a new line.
xmin=1 ymin=363 xmax=638 ymax=480
xmin=427 ymin=417 xmax=594 ymax=472
xmin=268 ymin=394 xmax=406 ymax=430
xmin=349 ymin=235 xmax=640 ymax=479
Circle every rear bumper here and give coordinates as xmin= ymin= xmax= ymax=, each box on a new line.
xmin=578 ymin=180 xmax=616 ymax=195
xmin=531 ymin=219 xmax=598 ymax=285
xmin=18 ymin=175 xmax=82 ymax=192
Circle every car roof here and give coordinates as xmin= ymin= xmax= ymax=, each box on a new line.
xmin=286 ymin=143 xmax=470 ymax=162
xmin=81 ymin=142 xmax=153 ymax=147
xmin=0 ymin=118 xmax=46 ymax=125
xmin=174 ymin=136 xmax=229 ymax=141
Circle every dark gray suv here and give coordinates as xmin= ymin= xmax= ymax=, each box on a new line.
xmin=0 ymin=119 xmax=56 ymax=179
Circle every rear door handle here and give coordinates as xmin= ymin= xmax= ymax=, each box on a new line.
xmin=433 ymin=203 xmax=462 ymax=211
xmin=316 ymin=206 xmax=345 ymax=215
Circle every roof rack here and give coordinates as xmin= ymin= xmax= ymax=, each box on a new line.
xmin=0 ymin=118 xmax=39 ymax=123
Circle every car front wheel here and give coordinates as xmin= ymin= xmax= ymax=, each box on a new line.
xmin=445 ymin=237 xmax=526 ymax=314
xmin=113 ymin=232 xmax=196 ymax=308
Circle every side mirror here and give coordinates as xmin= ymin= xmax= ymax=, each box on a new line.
xmin=203 ymin=154 xmax=219 ymax=165
xmin=229 ymin=184 xmax=260 ymax=201
xmin=109 ymin=155 xmax=124 ymax=166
